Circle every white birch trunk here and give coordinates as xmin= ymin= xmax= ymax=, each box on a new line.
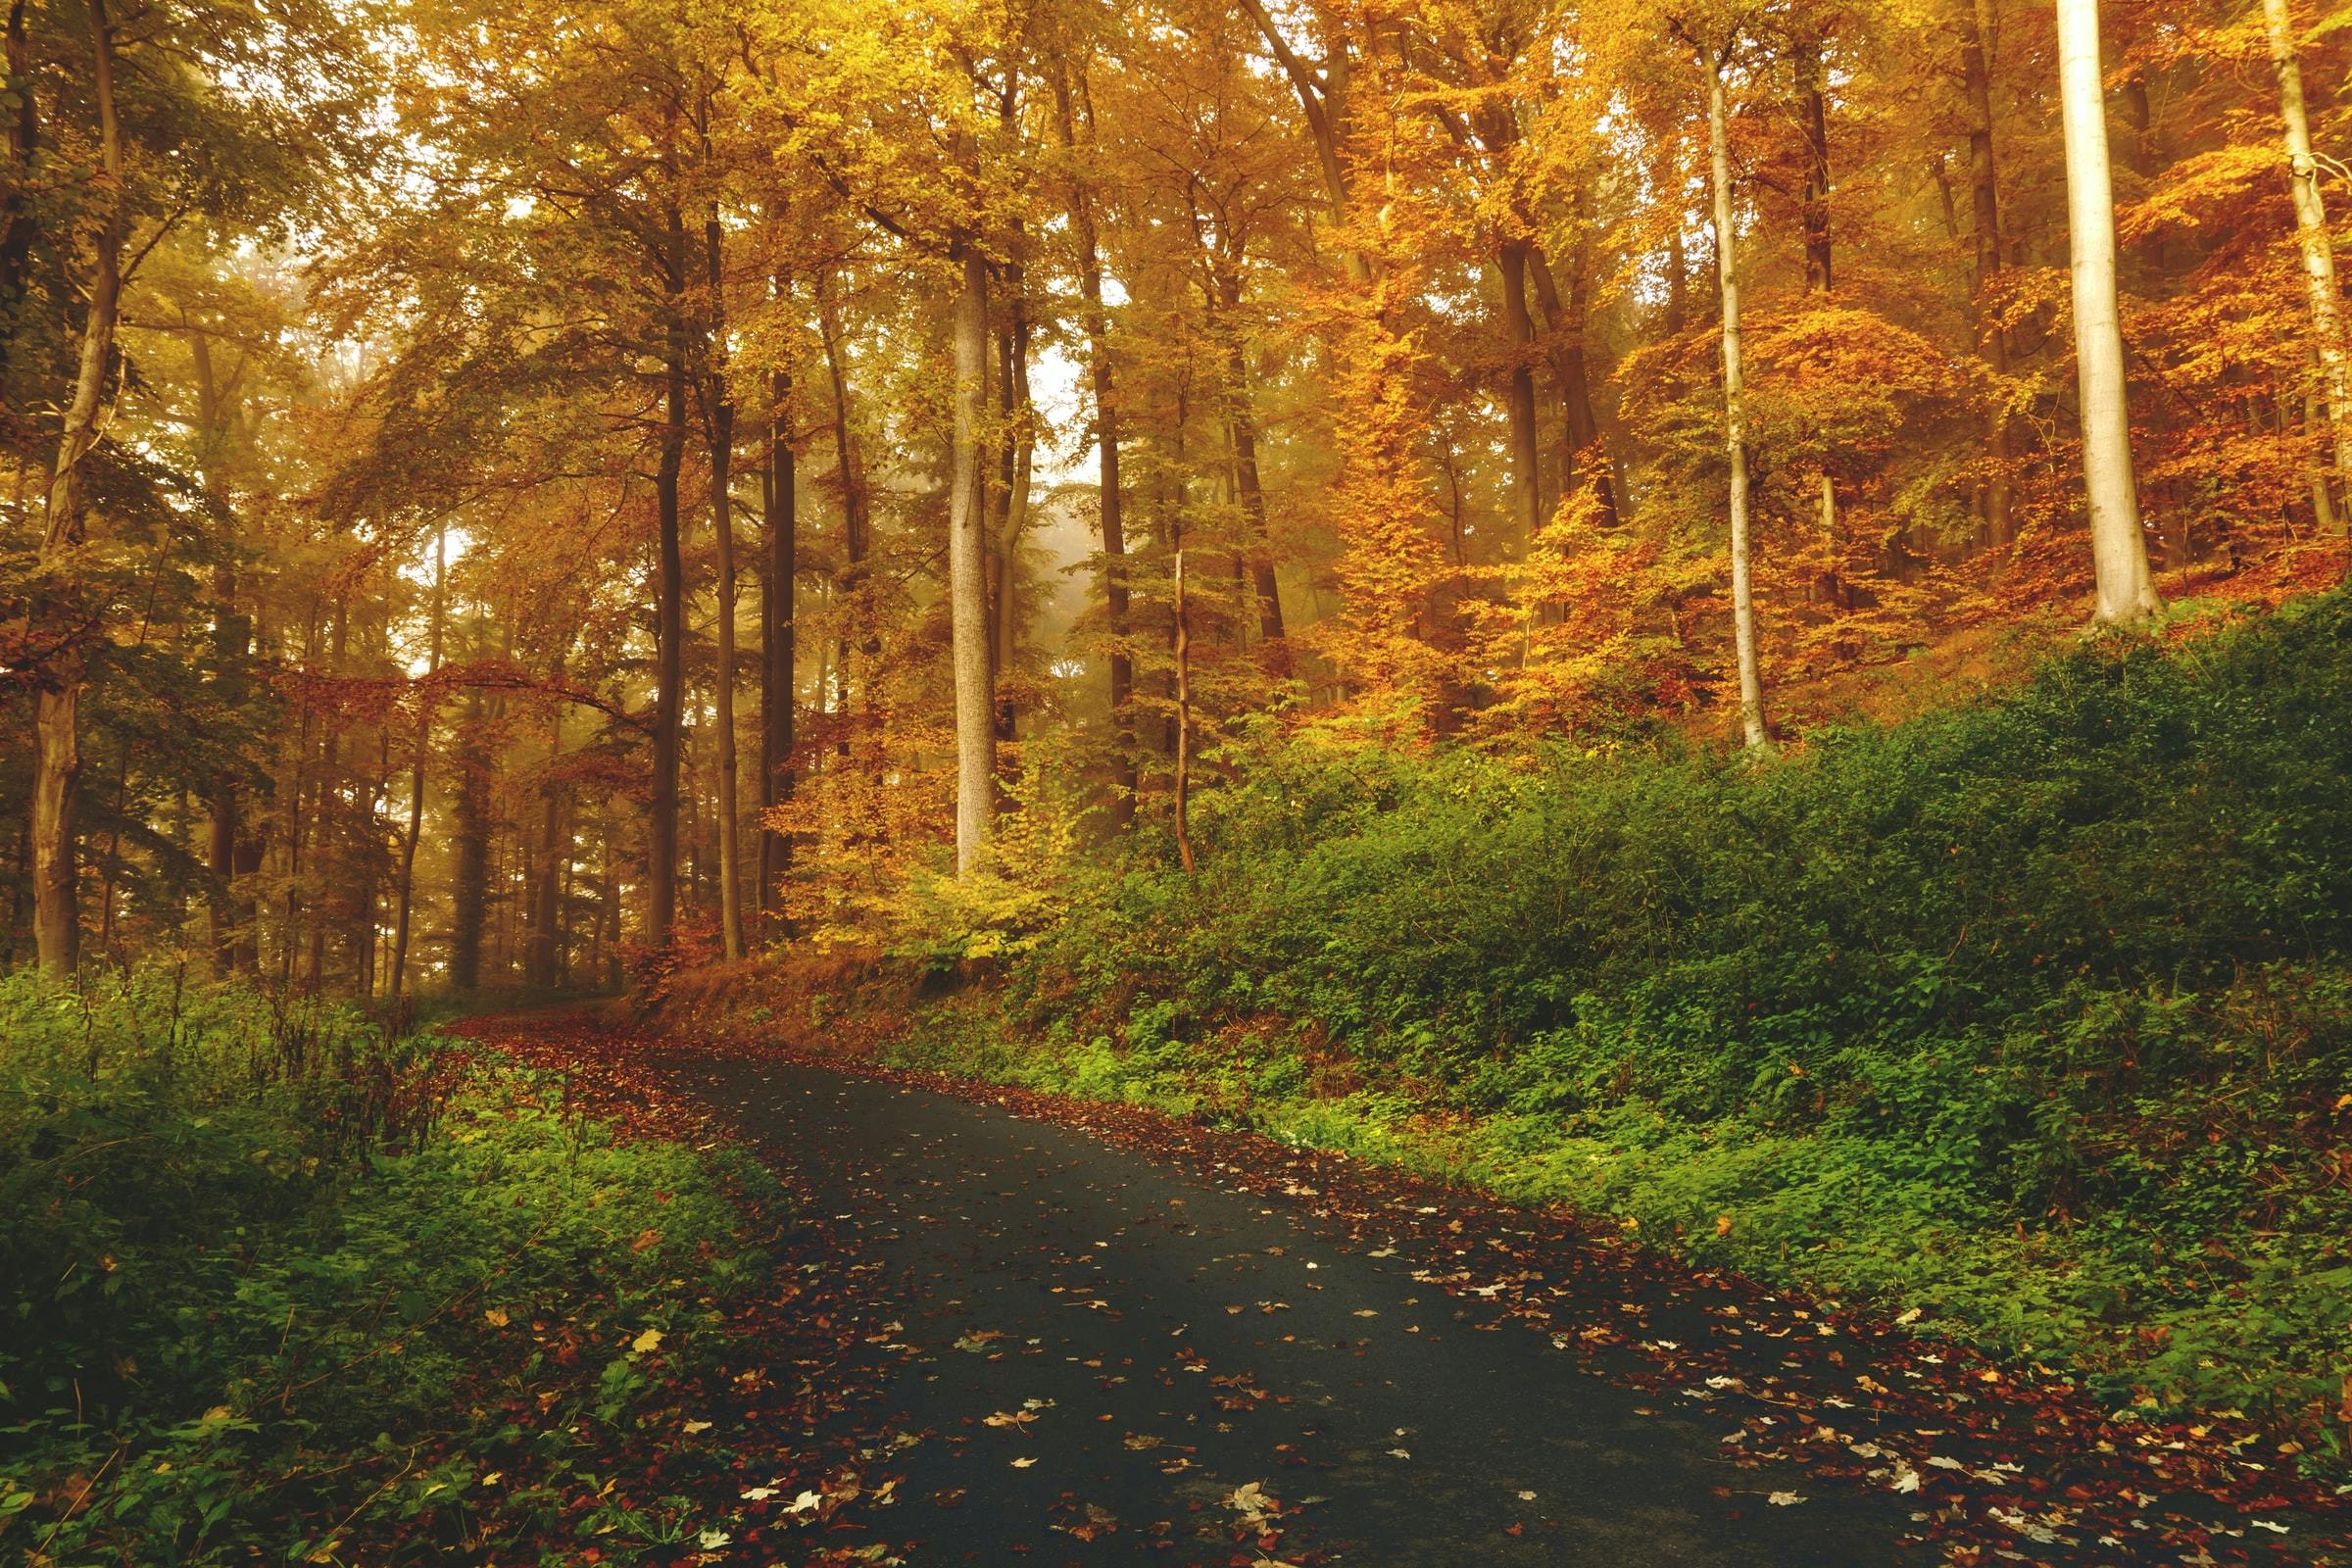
xmin=2264 ymin=0 xmax=2350 ymax=522
xmin=949 ymin=245 xmax=996 ymax=873
xmin=2055 ymin=0 xmax=2160 ymax=622
xmin=1707 ymin=46 xmax=1770 ymax=752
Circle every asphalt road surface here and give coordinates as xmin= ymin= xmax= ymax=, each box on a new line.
xmin=651 ymin=1050 xmax=1921 ymax=1567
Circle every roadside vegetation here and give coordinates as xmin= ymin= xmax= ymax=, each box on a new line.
xmin=808 ymin=594 xmax=2352 ymax=1471
xmin=0 ymin=971 xmax=777 ymax=1564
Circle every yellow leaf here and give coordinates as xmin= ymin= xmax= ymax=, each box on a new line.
xmin=484 ymin=1308 xmax=510 ymax=1328
xmin=631 ymin=1328 xmax=663 ymax=1354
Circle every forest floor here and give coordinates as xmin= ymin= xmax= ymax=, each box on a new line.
xmin=471 ymin=1009 xmax=2352 ymax=1568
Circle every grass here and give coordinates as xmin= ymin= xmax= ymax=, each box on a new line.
xmin=0 ymin=967 xmax=778 ymax=1565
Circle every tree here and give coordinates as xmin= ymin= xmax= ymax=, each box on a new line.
xmin=26 ymin=0 xmax=126 ymax=971
xmin=949 ymin=243 xmax=995 ymax=872
xmin=2263 ymin=0 xmax=2349 ymax=520
xmin=2054 ymin=0 xmax=2158 ymax=624
xmin=1693 ymin=24 xmax=1773 ymax=750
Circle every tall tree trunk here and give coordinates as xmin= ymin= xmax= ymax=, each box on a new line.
xmin=1054 ymin=64 xmax=1136 ymax=826
xmin=527 ymin=679 xmax=564 ymax=989
xmin=2265 ymin=0 xmax=2351 ymax=520
xmin=207 ymin=564 xmax=252 ymax=974
xmin=1171 ymin=545 xmax=1196 ymax=875
xmin=277 ymin=605 xmax=317 ymax=984
xmin=1237 ymin=0 xmax=1367 ymax=283
xmin=30 ymin=0 xmax=126 ymax=974
xmin=705 ymin=213 xmax=745 ymax=960
xmin=556 ymin=801 xmax=576 ymax=989
xmin=388 ymin=526 xmax=447 ymax=997
xmin=1213 ymin=268 xmax=1288 ymax=659
xmin=1527 ymin=243 xmax=1621 ymax=525
xmin=0 ymin=0 xmax=36 ymax=369
xmin=949 ymin=243 xmax=995 ymax=874
xmin=1497 ymin=239 xmax=1544 ymax=536
xmin=309 ymin=603 xmax=347 ymax=989
xmin=1706 ymin=43 xmax=1771 ymax=752
xmin=760 ymin=361 xmax=796 ymax=929
xmin=650 ymin=204 xmax=689 ymax=941
xmin=815 ymin=270 xmax=868 ymax=563
xmin=1794 ymin=29 xmax=1834 ymax=292
xmin=1666 ymin=216 xmax=1690 ymax=337
xmin=450 ymin=667 xmax=489 ymax=992
xmin=815 ymin=262 xmax=870 ymax=760
xmin=2054 ymin=0 xmax=2159 ymax=623
xmin=990 ymin=285 xmax=1035 ymax=743
xmin=1960 ymin=0 xmax=2014 ymax=543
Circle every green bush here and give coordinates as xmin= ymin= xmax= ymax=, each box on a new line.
xmin=0 ymin=970 xmax=774 ymax=1563
xmin=905 ymin=593 xmax=2352 ymax=1462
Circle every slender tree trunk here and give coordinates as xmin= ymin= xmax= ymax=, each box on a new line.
xmin=450 ymin=665 xmax=489 ymax=992
xmin=949 ymin=243 xmax=995 ymax=874
xmin=278 ymin=606 xmax=316 ymax=984
xmin=1497 ymin=239 xmax=1544 ymax=536
xmin=1213 ymin=268 xmax=1288 ymax=660
xmin=1172 ymin=545 xmax=1196 ymax=875
xmin=1237 ymin=0 xmax=1367 ymax=283
xmin=1960 ymin=0 xmax=2014 ymax=543
xmin=705 ymin=214 xmax=744 ymax=960
xmin=1666 ymin=202 xmax=1690 ymax=338
xmin=0 ymin=0 xmax=37 ymax=368
xmin=1795 ymin=30 xmax=1834 ymax=292
xmin=1527 ymin=243 xmax=1622 ymax=525
xmin=2309 ymin=391 xmax=2341 ymax=531
xmin=760 ymin=361 xmax=796 ymax=930
xmin=308 ymin=604 xmax=347 ymax=990
xmin=2054 ymin=0 xmax=2159 ymax=622
xmin=650 ymin=204 xmax=689 ymax=941
xmin=207 ymin=564 xmax=252 ymax=974
xmin=2265 ymin=0 xmax=2351 ymax=520
xmin=990 ymin=287 xmax=1035 ymax=744
xmin=1706 ymin=44 xmax=1771 ymax=752
xmin=815 ymin=270 xmax=868 ymax=562
xmin=600 ymin=837 xmax=622 ymax=989
xmin=557 ymin=803 xmax=576 ymax=989
xmin=388 ymin=526 xmax=447 ymax=997
xmin=527 ymin=686 xmax=564 ymax=989
xmin=30 ymin=0 xmax=126 ymax=973
xmin=1055 ymin=65 xmax=1137 ymax=826
xmin=815 ymin=264 xmax=872 ymax=774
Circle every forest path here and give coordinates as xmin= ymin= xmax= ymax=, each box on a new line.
xmin=467 ymin=1011 xmax=2344 ymax=1568
xmin=649 ymin=1046 xmax=1908 ymax=1567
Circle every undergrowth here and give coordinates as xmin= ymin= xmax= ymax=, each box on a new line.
xmin=875 ymin=592 xmax=2352 ymax=1469
xmin=0 ymin=968 xmax=774 ymax=1564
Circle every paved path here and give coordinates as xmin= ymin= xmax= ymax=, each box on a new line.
xmin=652 ymin=1050 xmax=1916 ymax=1567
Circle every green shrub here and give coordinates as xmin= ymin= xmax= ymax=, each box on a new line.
xmin=896 ymin=593 xmax=2352 ymax=1464
xmin=0 ymin=970 xmax=774 ymax=1563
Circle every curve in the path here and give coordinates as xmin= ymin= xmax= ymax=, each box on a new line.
xmin=655 ymin=1050 xmax=1917 ymax=1567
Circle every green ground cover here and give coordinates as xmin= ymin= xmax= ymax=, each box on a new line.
xmin=879 ymin=593 xmax=2352 ymax=1469
xmin=0 ymin=971 xmax=774 ymax=1564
